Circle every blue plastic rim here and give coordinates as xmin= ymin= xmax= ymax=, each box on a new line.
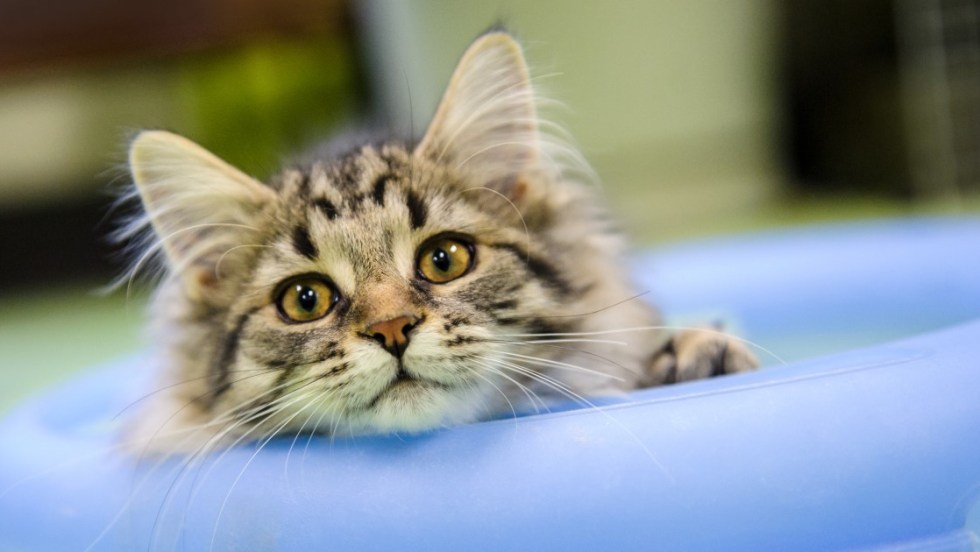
xmin=2 ymin=217 xmax=979 ymax=551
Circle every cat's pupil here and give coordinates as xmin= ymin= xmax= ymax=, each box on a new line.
xmin=296 ymin=286 xmax=318 ymax=312
xmin=432 ymin=248 xmax=451 ymax=272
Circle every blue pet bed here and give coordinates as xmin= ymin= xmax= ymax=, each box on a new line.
xmin=2 ymin=218 xmax=979 ymax=551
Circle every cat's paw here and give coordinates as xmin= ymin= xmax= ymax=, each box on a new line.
xmin=647 ymin=329 xmax=758 ymax=384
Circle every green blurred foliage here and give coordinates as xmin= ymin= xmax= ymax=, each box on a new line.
xmin=177 ymin=36 xmax=361 ymax=177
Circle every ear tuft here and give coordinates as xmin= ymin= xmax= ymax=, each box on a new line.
xmin=415 ymin=32 xmax=540 ymax=196
xmin=127 ymin=130 xmax=275 ymax=295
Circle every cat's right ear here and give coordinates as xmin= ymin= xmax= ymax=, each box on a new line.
xmin=128 ymin=130 xmax=275 ymax=295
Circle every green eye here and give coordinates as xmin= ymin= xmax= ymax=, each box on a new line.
xmin=417 ymin=236 xmax=474 ymax=283
xmin=276 ymin=276 xmax=338 ymax=323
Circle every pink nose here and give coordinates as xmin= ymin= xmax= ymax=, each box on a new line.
xmin=364 ymin=314 xmax=420 ymax=358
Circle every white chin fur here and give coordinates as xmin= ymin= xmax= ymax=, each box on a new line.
xmin=348 ymin=382 xmax=484 ymax=435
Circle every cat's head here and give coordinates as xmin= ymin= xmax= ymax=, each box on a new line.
xmin=123 ymin=32 xmax=650 ymax=452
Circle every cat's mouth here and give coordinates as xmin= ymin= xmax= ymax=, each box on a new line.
xmin=387 ymin=371 xmax=447 ymax=391
xmin=385 ymin=371 xmax=419 ymax=393
xmin=394 ymin=367 xmax=413 ymax=383
xmin=364 ymin=367 xmax=452 ymax=410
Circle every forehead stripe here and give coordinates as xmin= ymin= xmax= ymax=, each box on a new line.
xmin=372 ymin=175 xmax=389 ymax=206
xmin=313 ymin=197 xmax=339 ymax=220
xmin=292 ymin=225 xmax=318 ymax=259
xmin=406 ymin=189 xmax=428 ymax=229
xmin=491 ymin=242 xmax=573 ymax=296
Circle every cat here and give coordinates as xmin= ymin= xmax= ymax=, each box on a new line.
xmin=119 ymin=30 xmax=758 ymax=454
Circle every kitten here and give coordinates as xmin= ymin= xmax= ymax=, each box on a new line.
xmin=120 ymin=31 xmax=757 ymax=453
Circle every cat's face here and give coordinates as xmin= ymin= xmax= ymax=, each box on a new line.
xmin=124 ymin=32 xmax=653 ymax=451
xmin=211 ymin=144 xmax=579 ymax=435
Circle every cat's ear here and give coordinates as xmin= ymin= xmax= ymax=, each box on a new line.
xmin=128 ymin=130 xmax=275 ymax=294
xmin=415 ymin=32 xmax=539 ymax=199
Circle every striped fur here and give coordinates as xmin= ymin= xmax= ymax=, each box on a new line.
xmin=119 ymin=32 xmax=754 ymax=454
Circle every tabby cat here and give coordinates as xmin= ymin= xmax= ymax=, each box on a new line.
xmin=121 ymin=31 xmax=757 ymax=454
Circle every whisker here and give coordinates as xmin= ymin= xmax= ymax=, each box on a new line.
xmin=111 ymin=368 xmax=269 ymax=421
xmin=119 ymin=222 xmax=260 ymax=300
xmin=433 ymin=78 xmax=535 ymax=166
xmin=466 ymin=361 xmax=523 ymax=418
xmin=489 ymin=357 xmax=672 ymax=480
xmin=469 ymin=357 xmax=536 ymax=416
xmin=508 ymin=291 xmax=652 ymax=321
xmin=496 ymin=350 xmax=626 ymax=383
xmin=82 ymin=449 xmax=190 ymax=552
xmin=214 ymin=244 xmax=274 ymax=281
xmin=513 ymin=342 xmax=643 ymax=377
xmin=284 ymin=393 xmax=333 ymax=485
xmin=128 ymin=369 xmax=295 ymax=463
xmin=300 ymin=399 xmax=346 ymax=473
xmin=153 ymin=378 xmax=328 ymax=545
xmin=456 ymin=185 xmax=531 ymax=266
xmin=208 ymin=391 xmax=322 ymax=551
xmin=499 ymin=325 xmax=786 ymax=365
xmin=495 ymin=337 xmax=629 ymax=346
xmin=142 ymin=378 xmax=324 ymax=548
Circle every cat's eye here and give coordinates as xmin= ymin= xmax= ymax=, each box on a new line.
xmin=417 ymin=236 xmax=475 ymax=284
xmin=275 ymin=276 xmax=339 ymax=323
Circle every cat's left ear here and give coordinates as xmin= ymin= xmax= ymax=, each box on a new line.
xmin=415 ymin=32 xmax=539 ymax=200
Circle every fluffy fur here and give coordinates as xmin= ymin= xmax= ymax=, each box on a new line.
xmin=121 ymin=32 xmax=756 ymax=454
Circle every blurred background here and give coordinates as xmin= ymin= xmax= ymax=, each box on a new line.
xmin=1 ymin=0 xmax=978 ymax=411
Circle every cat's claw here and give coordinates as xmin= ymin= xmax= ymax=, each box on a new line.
xmin=647 ymin=329 xmax=759 ymax=385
